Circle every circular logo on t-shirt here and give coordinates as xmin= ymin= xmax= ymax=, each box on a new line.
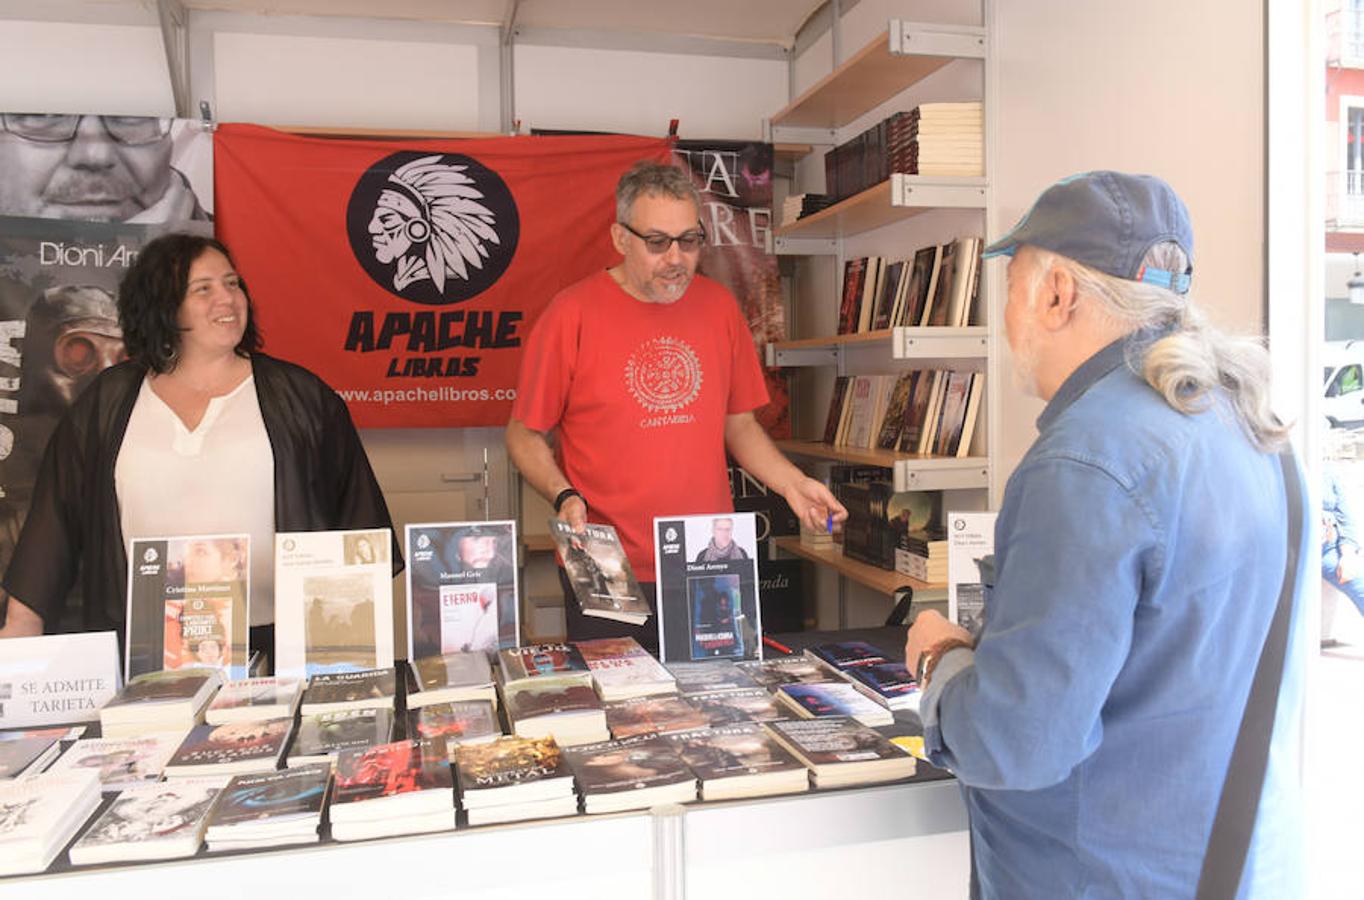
xmin=624 ymin=336 xmax=702 ymax=414
xmin=346 ymin=151 xmax=519 ymax=306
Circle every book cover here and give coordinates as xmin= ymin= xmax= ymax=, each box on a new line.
xmin=777 ymin=682 xmax=889 ymax=723
xmin=209 ymin=764 xmax=331 ymax=828
xmin=948 ymin=510 xmax=997 ymax=637
xmin=843 ymin=376 xmax=878 ymax=449
xmin=411 ymin=651 xmax=494 ymax=692
xmin=736 ymin=656 xmax=828 ymax=688
xmin=807 ymin=641 xmax=888 ymax=669
xmin=301 ymin=668 xmax=396 ymax=708
xmin=126 ymin=535 xmax=249 ymax=681
xmin=843 ymin=662 xmax=919 ymax=703
xmin=70 ymin=778 xmax=220 ymax=856
xmin=207 ymin=677 xmax=302 ymax=720
xmin=497 ymin=643 xmax=590 ymax=683
xmin=872 ymin=260 xmax=904 ymax=331
xmin=505 ymin=682 xmax=603 ymax=721
xmin=574 ymin=637 xmax=675 ymax=697
xmin=933 ymin=370 xmax=974 ymax=457
xmin=102 ymin=669 xmax=219 ymax=719
xmin=875 ymin=372 xmax=917 ymax=451
xmin=837 ymin=258 xmax=866 ymax=334
xmin=45 ymin=736 xmax=178 ymax=792
xmin=564 ymin=734 xmax=693 ymax=795
xmin=166 ymin=719 xmax=292 ymax=770
xmin=289 ymin=709 xmax=393 ymax=760
xmin=409 ymin=701 xmax=500 ymax=744
xmin=765 ymin=717 xmax=908 ymax=767
xmin=822 ymin=376 xmax=850 ymax=445
xmin=604 ymin=695 xmax=709 ymax=739
xmin=898 ymin=367 xmax=939 ymax=452
xmin=654 ymin=513 xmax=762 ymax=664
xmin=665 ymin=660 xmax=761 ymax=695
xmin=0 ymin=737 xmax=59 ymax=779
xmin=909 ymin=244 xmax=943 ymax=326
xmin=453 ymin=735 xmax=568 ymax=793
xmin=687 ymin=689 xmax=791 ymax=727
xmin=669 ymin=723 xmax=804 ymax=781
xmin=0 ymin=770 xmax=100 ymax=871
xmin=549 ymin=521 xmax=651 ymax=624
xmin=857 ymin=256 xmax=884 ymax=333
xmin=332 ymin=739 xmax=452 ymax=807
xmin=956 ymin=372 xmax=985 ymax=458
xmin=405 ymin=521 xmax=519 ymax=660
xmin=927 ymin=240 xmax=958 ymax=326
xmin=274 ymin=528 xmax=395 ymax=679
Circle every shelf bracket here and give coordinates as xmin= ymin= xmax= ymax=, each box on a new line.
xmin=767 ymin=234 xmax=838 ymax=256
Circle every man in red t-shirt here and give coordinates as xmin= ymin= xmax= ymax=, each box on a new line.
xmin=507 ymin=161 xmax=846 ymax=650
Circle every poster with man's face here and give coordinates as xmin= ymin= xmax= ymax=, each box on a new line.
xmin=0 ymin=114 xmax=213 ymax=629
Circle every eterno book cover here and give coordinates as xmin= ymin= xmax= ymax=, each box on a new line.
xmin=549 ymin=521 xmax=650 ymax=624
xmin=125 ymin=535 xmax=250 ymax=681
xmin=405 ymin=521 xmax=519 ymax=660
xmin=654 ymin=513 xmax=762 ymax=663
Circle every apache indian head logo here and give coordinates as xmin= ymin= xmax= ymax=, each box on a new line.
xmin=346 ymin=151 xmax=520 ymax=306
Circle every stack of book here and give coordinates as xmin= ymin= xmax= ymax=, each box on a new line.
xmin=299 ymin=668 xmax=396 ymax=715
xmin=896 ymin=529 xmax=948 ymax=583
xmin=499 ymin=644 xmax=608 ymax=746
xmin=0 ymin=734 xmax=62 ymax=780
xmin=453 ymin=735 xmax=578 ymax=825
xmin=205 ymin=677 xmax=303 ymax=724
xmin=98 ymin=669 xmax=222 ymax=738
xmin=575 ymin=637 xmax=676 ymax=701
xmin=0 ymin=769 xmax=102 ymax=876
xmin=603 ymin=694 xmax=710 ymax=740
xmin=888 ymin=102 xmax=984 ymax=177
xmin=686 ymin=688 xmax=791 ymax=727
xmin=563 ymin=734 xmax=697 ymax=814
xmin=329 ymin=739 xmax=456 ymax=841
xmin=407 ymin=651 xmax=498 ymax=709
xmin=736 ymin=656 xmax=830 ymax=689
xmin=774 ymin=681 xmax=894 ymax=728
xmin=287 ymin=708 xmax=394 ymax=768
xmin=669 ymin=723 xmax=808 ymax=801
xmin=69 ymin=777 xmax=222 ymax=865
xmin=204 ymin=764 xmax=331 ymax=851
xmin=46 ymin=735 xmax=181 ymax=792
xmin=806 ymin=641 xmax=920 ymax=713
xmin=766 ymin=718 xmax=917 ymax=788
xmin=164 ymin=718 xmax=294 ymax=777
xmin=408 ymin=700 xmax=501 ymax=747
xmin=781 ymin=192 xmax=834 ymax=225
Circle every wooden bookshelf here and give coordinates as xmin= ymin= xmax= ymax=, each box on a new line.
xmin=776 ymin=441 xmax=989 ymax=492
xmin=774 ymin=175 xmax=986 ymax=240
xmin=774 ymin=143 xmax=814 ymax=161
xmin=771 ymin=24 xmax=985 ymax=131
xmin=766 ymin=326 xmax=988 ymax=366
xmin=774 ymin=536 xmax=942 ymax=596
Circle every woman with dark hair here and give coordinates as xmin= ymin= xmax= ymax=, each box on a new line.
xmin=0 ymin=232 xmax=399 ymax=659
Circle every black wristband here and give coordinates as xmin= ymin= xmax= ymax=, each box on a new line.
xmin=553 ymin=488 xmax=584 ymax=513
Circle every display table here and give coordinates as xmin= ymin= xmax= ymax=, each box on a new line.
xmin=5 ymin=627 xmax=971 ymax=899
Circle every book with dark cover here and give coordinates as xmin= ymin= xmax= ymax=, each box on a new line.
xmin=764 ymin=717 xmax=915 ymax=784
xmin=405 ymin=521 xmax=519 ymax=659
xmin=103 ymin=669 xmax=218 ymax=709
xmin=206 ymin=677 xmax=303 ymax=724
xmin=822 ymin=376 xmax=851 ymax=445
xmin=670 ymin=723 xmax=805 ymax=782
xmin=900 ymin=245 xmax=941 ymax=326
xmin=165 ymin=719 xmax=292 ymax=773
xmin=332 ymin=739 xmax=453 ymax=809
xmin=604 ymin=694 xmax=710 ymax=739
xmin=497 ymin=643 xmax=591 ymax=684
xmin=897 ymin=367 xmax=940 ymax=452
xmin=412 ymin=651 xmax=494 ymax=692
xmin=912 ymin=246 xmax=946 ymax=327
xmin=737 ymin=656 xmax=828 ymax=688
xmin=550 ymin=520 xmax=651 ymax=624
xmin=208 ymin=763 xmax=331 ymax=829
xmin=653 ymin=513 xmax=762 ymax=664
xmin=776 ymin=682 xmax=893 ymax=727
xmin=505 ymin=682 xmax=603 ymax=721
xmin=288 ymin=709 xmax=393 ymax=762
xmin=665 ymin=660 xmax=761 ymax=696
xmin=838 ymin=258 xmax=866 ymax=334
xmin=564 ymin=734 xmax=694 ymax=796
xmin=843 ymin=662 xmax=919 ymax=705
xmin=872 ymin=260 xmax=905 ymax=331
xmin=409 ymin=701 xmax=500 ymax=745
xmin=300 ymin=668 xmax=395 ymax=712
xmin=807 ymin=641 xmax=889 ymax=670
xmin=453 ymin=735 xmax=570 ymax=795
xmin=927 ymin=241 xmax=959 ymax=327
xmin=875 ymin=372 xmax=918 ymax=451
xmin=836 ymin=481 xmax=899 ymax=571
xmin=687 ymin=689 xmax=792 ymax=727
xmin=0 ymin=736 xmax=59 ymax=779
xmin=934 ymin=371 xmax=975 ymax=457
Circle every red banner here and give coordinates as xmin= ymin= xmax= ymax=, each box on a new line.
xmin=214 ymin=124 xmax=671 ymax=427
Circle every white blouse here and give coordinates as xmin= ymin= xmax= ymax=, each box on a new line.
xmin=114 ymin=375 xmax=277 ymax=626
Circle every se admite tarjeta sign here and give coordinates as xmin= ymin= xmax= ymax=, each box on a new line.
xmin=214 ymin=125 xmax=671 ymax=428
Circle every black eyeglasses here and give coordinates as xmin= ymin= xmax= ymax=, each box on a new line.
xmin=0 ymin=114 xmax=170 ymax=146
xmin=618 ymin=221 xmax=707 ymax=255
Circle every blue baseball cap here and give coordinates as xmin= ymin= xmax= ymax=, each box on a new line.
xmin=983 ymin=171 xmax=1194 ymax=294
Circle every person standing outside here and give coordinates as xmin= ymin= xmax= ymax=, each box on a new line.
xmin=508 ymin=162 xmax=844 ymax=650
xmin=905 ymin=171 xmax=1307 ymax=897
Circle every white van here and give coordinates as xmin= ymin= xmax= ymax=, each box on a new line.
xmin=1324 ymin=340 xmax=1364 ymax=427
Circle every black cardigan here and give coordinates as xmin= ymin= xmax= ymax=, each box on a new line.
xmin=2 ymin=353 xmax=401 ymax=636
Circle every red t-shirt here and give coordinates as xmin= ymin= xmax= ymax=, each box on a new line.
xmin=512 ymin=269 xmax=770 ymax=578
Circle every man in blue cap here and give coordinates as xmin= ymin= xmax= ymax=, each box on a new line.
xmin=905 ymin=171 xmax=1307 ymax=897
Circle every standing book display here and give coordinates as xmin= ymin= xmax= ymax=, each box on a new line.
xmin=125 ymin=535 xmax=250 ymax=681
xmin=654 ymin=513 xmax=763 ymax=663
xmin=405 ymin=521 xmax=519 ymax=659
xmin=549 ymin=521 xmax=650 ymax=625
xmin=273 ymin=529 xmax=395 ymax=678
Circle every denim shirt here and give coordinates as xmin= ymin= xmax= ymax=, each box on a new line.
xmin=919 ymin=335 xmax=1307 ymax=899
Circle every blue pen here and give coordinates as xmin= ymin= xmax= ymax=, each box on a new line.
xmin=826 ymin=512 xmax=833 ymax=534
